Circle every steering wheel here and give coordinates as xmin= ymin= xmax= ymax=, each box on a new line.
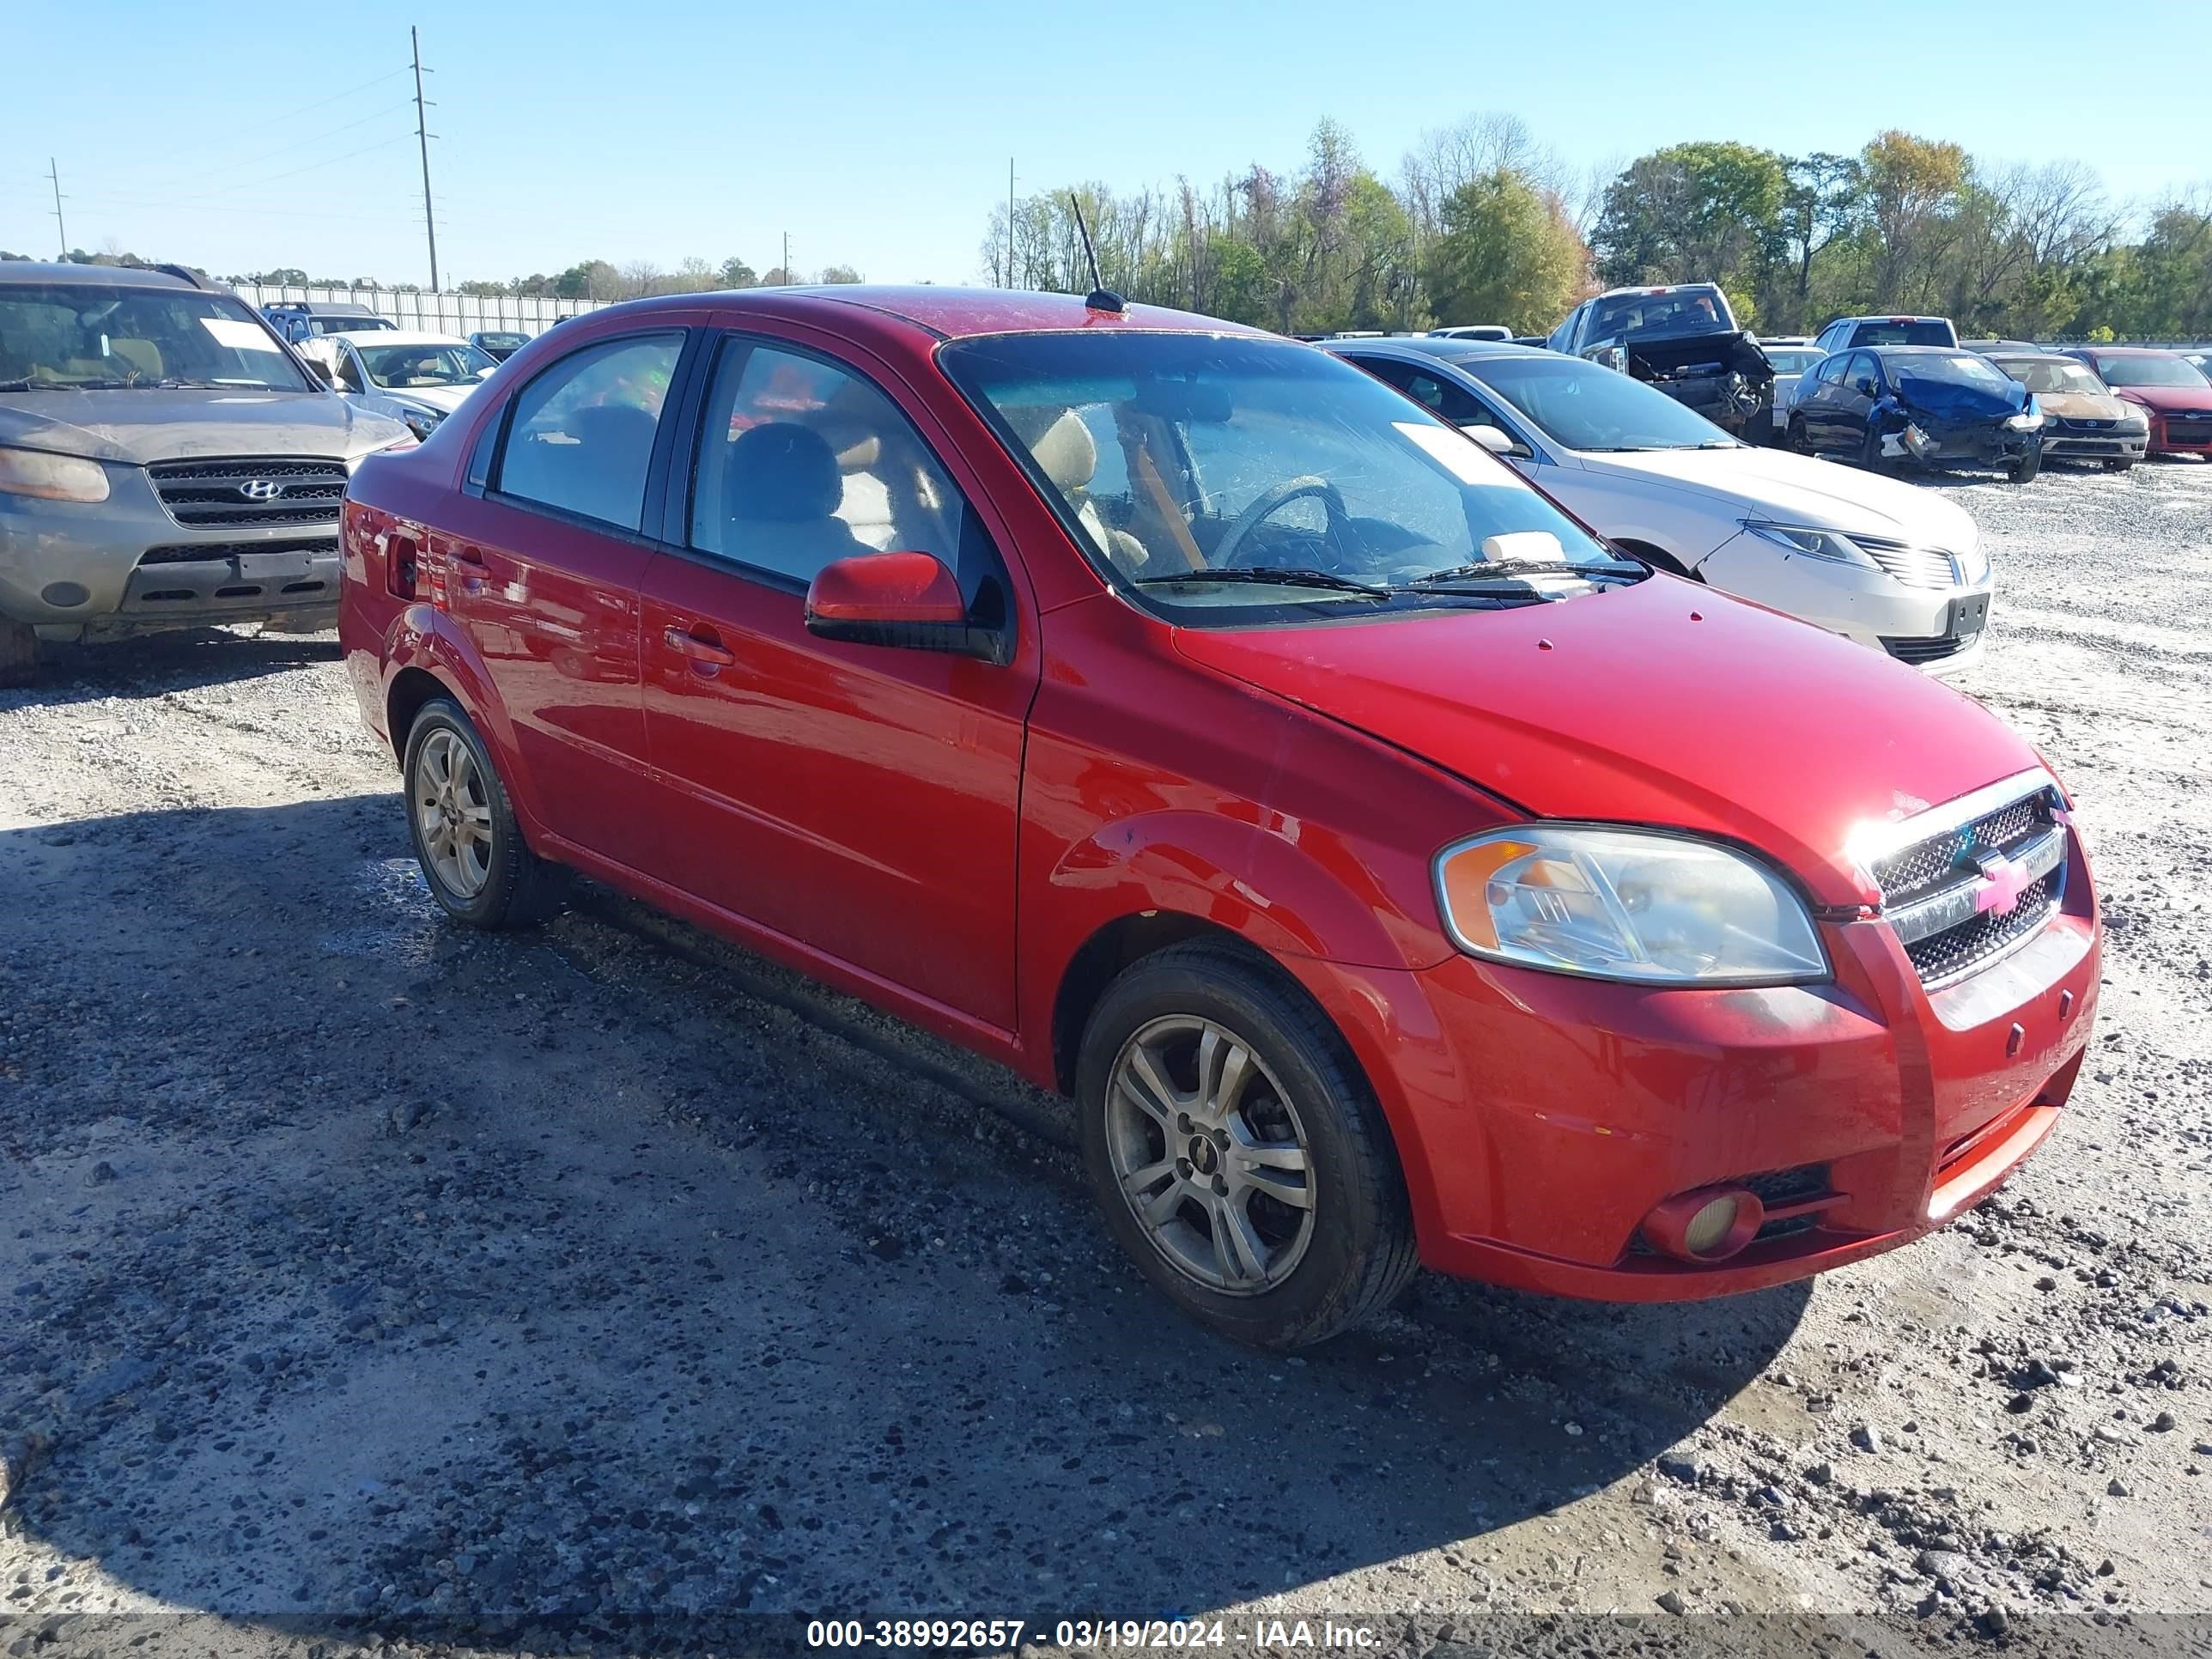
xmin=1212 ymin=475 xmax=1350 ymax=569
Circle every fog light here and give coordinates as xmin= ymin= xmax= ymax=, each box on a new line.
xmin=40 ymin=581 xmax=90 ymax=608
xmin=1642 ymin=1184 xmax=1765 ymax=1263
xmin=1683 ymin=1197 xmax=1739 ymax=1255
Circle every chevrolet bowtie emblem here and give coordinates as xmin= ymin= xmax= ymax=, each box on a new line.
xmin=1972 ymin=849 xmax=2032 ymax=915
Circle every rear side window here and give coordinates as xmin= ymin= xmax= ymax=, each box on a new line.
xmin=495 ymin=332 xmax=684 ymax=532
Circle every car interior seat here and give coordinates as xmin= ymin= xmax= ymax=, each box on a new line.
xmin=1029 ymin=410 xmax=1152 ymax=575
xmin=721 ymin=421 xmax=873 ymax=581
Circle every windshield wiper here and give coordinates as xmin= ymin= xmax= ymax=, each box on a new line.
xmin=0 ymin=377 xmax=139 ymax=391
xmin=1399 ymin=558 xmax=1642 ymax=589
xmin=1133 ymin=568 xmax=1391 ymax=598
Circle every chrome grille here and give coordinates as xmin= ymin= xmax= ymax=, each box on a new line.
xmin=1858 ymin=538 xmax=1959 ymax=590
xmin=1905 ymin=872 xmax=2060 ymax=985
xmin=146 ymin=458 xmax=349 ymax=530
xmin=1869 ymin=775 xmax=2067 ymax=988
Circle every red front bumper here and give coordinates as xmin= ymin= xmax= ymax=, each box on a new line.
xmin=1291 ymin=839 xmax=2100 ymax=1301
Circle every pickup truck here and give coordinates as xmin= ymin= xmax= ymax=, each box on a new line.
xmin=1546 ymin=283 xmax=1774 ymax=439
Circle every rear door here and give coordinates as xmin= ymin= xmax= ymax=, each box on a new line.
xmin=633 ymin=328 xmax=1036 ymax=1030
xmin=434 ymin=325 xmax=695 ymax=866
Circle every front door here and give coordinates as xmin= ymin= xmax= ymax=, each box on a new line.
xmin=635 ymin=332 xmax=1035 ymax=1030
xmin=435 ymin=328 xmax=689 ymax=867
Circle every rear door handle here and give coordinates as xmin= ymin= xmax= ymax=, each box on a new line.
xmin=664 ymin=624 xmax=736 ymax=666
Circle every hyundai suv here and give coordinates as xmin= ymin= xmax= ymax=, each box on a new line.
xmin=0 ymin=263 xmax=412 ymax=684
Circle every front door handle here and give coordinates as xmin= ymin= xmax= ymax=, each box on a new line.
xmin=664 ymin=624 xmax=736 ymax=666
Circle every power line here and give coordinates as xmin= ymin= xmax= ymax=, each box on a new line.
xmin=76 ymin=70 xmax=414 ymax=197
xmin=48 ymin=158 xmax=68 ymax=255
xmin=412 ymin=25 xmax=440 ymax=291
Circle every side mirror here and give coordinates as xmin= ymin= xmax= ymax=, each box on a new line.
xmin=1856 ymin=378 xmax=1877 ymax=396
xmin=1462 ymin=423 xmax=1531 ymax=459
xmin=805 ymin=550 xmax=1005 ymax=662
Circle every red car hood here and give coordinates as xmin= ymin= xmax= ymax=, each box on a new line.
xmin=1173 ymin=579 xmax=2045 ymax=905
xmin=2118 ymin=385 xmax=2212 ymax=415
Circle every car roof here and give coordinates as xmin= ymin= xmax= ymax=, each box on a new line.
xmin=1593 ymin=283 xmax=1717 ymax=298
xmin=2065 ymin=344 xmax=2177 ymax=356
xmin=580 ymin=284 xmax=1271 ymax=343
xmin=1325 ymin=337 xmax=1552 ymax=365
xmin=1833 ymin=314 xmax=1947 ymax=324
xmin=327 ymin=329 xmax=470 ymax=347
xmin=1859 ymin=343 xmax=1970 ymax=356
xmin=0 ymin=260 xmax=198 ymax=290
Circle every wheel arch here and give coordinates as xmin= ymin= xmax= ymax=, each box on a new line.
xmin=1050 ymin=910 xmax=1261 ymax=1096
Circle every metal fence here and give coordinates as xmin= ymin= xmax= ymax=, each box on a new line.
xmin=227 ymin=283 xmax=609 ymax=337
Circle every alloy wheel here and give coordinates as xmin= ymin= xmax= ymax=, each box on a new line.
xmin=414 ymin=726 xmax=494 ymax=899
xmin=1103 ymin=1015 xmax=1316 ymax=1295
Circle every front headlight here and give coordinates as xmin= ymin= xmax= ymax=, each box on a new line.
xmin=0 ymin=446 xmax=110 ymax=503
xmin=1740 ymin=520 xmax=1879 ymax=568
xmin=1956 ymin=534 xmax=1990 ymax=585
xmin=2116 ymin=405 xmax=2151 ymax=432
xmin=1434 ymin=825 xmax=1827 ymax=985
xmin=2002 ymin=410 xmax=2044 ymax=431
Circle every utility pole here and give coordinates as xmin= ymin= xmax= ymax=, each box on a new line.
xmin=1006 ymin=158 xmax=1016 ymax=289
xmin=47 ymin=158 xmax=68 ymax=258
xmin=781 ymin=231 xmax=790 ymax=283
xmin=410 ymin=26 xmax=440 ymax=292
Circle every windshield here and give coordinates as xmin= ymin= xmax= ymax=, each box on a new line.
xmin=1461 ymin=355 xmax=1732 ymax=452
xmin=2092 ymin=354 xmax=2210 ymax=389
xmin=1587 ymin=286 xmax=1730 ymax=339
xmin=311 ymin=315 xmax=391 ymax=333
xmin=1894 ymin=353 xmax=2012 ymax=390
xmin=1761 ymin=347 xmax=1824 ymax=374
xmin=1999 ymin=357 xmax=2106 ymax=396
xmin=356 ymin=340 xmax=495 ymax=388
xmin=939 ymin=332 xmax=1631 ymax=621
xmin=0 ymin=284 xmax=312 ymax=392
xmin=1846 ymin=320 xmax=1953 ymax=347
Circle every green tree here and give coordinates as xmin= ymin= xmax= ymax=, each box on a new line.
xmin=719 ymin=256 xmax=758 ymax=289
xmin=1425 ymin=167 xmax=1584 ymax=335
xmin=1861 ymin=131 xmax=1968 ymax=310
xmin=1594 ymin=142 xmax=1787 ymax=294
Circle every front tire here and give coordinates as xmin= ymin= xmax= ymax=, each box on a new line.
xmin=2103 ymin=458 xmax=2133 ymax=474
xmin=401 ymin=696 xmax=560 ymax=928
xmin=1076 ymin=942 xmax=1417 ymax=1349
xmin=0 ymin=617 xmax=39 ymax=689
xmin=1786 ymin=416 xmax=1812 ymax=455
xmin=2009 ymin=446 xmax=2042 ymax=484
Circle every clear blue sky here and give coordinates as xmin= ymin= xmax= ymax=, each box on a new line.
xmin=3 ymin=0 xmax=2204 ymax=289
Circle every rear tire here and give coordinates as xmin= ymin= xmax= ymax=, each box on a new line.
xmin=401 ymin=696 xmax=562 ymax=929
xmin=1787 ymin=416 xmax=1812 ymax=456
xmin=0 ymin=617 xmax=39 ymax=690
xmin=1076 ymin=942 xmax=1417 ymax=1349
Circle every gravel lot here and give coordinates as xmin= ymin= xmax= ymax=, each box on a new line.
xmin=3 ymin=458 xmax=2209 ymax=1657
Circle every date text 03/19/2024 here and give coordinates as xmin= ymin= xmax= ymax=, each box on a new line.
xmin=805 ymin=1619 xmax=1384 ymax=1650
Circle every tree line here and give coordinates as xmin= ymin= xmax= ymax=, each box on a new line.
xmin=977 ymin=116 xmax=2212 ymax=343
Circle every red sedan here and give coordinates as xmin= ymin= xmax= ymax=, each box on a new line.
xmin=339 ymin=287 xmax=2099 ymax=1348
xmin=2060 ymin=345 xmax=2212 ymax=457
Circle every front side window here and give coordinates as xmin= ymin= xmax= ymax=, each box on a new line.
xmin=1847 ymin=353 xmax=1881 ymax=389
xmin=356 ymin=340 xmax=495 ymax=389
xmin=1814 ymin=354 xmax=1850 ymax=386
xmin=1458 ymin=356 xmax=1730 ymax=453
xmin=689 ymin=340 xmax=964 ymax=584
xmin=0 ymin=285 xmax=311 ymax=392
xmin=495 ymin=332 xmax=683 ymax=532
xmin=939 ymin=331 xmax=1633 ymax=624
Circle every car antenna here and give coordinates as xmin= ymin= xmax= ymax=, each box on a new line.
xmin=1066 ymin=194 xmax=1124 ymax=313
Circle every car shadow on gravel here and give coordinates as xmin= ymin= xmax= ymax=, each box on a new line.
xmin=0 ymin=793 xmax=1808 ymax=1638
xmin=7 ymin=628 xmax=339 ymax=708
